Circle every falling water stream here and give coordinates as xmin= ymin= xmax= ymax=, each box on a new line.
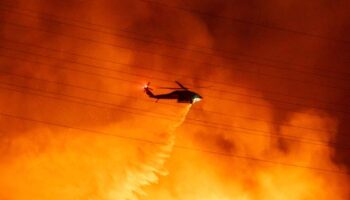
xmin=122 ymin=105 xmax=192 ymax=200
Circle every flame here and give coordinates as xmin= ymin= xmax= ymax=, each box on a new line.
xmin=0 ymin=0 xmax=349 ymax=200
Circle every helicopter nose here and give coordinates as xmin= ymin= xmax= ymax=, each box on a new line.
xmin=192 ymin=94 xmax=202 ymax=103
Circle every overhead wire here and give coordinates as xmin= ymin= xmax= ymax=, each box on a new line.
xmin=0 ymin=24 xmax=349 ymax=108
xmin=0 ymin=80 xmax=349 ymax=150
xmin=0 ymin=2 xmax=349 ymax=80
xmin=0 ymin=69 xmax=335 ymax=134
xmin=1 ymin=42 xmax=348 ymax=145
xmin=139 ymin=0 xmax=350 ymax=45
xmin=0 ymin=2 xmax=349 ymax=176
xmin=0 ymin=45 xmax=349 ymax=116
xmin=2 ymin=51 xmax=350 ymax=141
xmin=0 ymin=112 xmax=348 ymax=176
xmin=2 ymin=38 xmax=348 ymax=109
xmin=3 ymin=48 xmax=348 ymax=142
xmin=0 ymin=8 xmax=350 ymax=91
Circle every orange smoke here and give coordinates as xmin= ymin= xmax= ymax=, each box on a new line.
xmin=0 ymin=0 xmax=349 ymax=200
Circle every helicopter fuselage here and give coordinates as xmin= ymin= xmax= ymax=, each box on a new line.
xmin=153 ymin=90 xmax=202 ymax=103
xmin=144 ymin=81 xmax=203 ymax=104
xmin=144 ymin=86 xmax=202 ymax=104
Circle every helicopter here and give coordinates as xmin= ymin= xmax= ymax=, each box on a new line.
xmin=144 ymin=81 xmax=203 ymax=104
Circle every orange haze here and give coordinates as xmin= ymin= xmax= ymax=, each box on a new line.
xmin=0 ymin=0 xmax=350 ymax=199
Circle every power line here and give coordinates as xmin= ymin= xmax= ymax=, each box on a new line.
xmin=0 ymin=3 xmax=349 ymax=81
xmin=1 ymin=52 xmax=350 ymax=134
xmin=1 ymin=47 xmax=349 ymax=116
xmin=0 ymin=81 xmax=348 ymax=149
xmin=1 ymin=70 xmax=334 ymax=134
xmin=140 ymin=0 xmax=350 ymax=45
xmin=0 ymin=112 xmax=348 ymax=176
xmin=2 ymin=38 xmax=348 ymax=109
xmin=1 ymin=15 xmax=350 ymax=92
xmin=0 ymin=84 xmax=176 ymax=121
xmin=2 ymin=18 xmax=350 ymax=110
xmin=0 ymin=2 xmax=349 ymax=176
xmin=0 ymin=4 xmax=348 ymax=148
xmin=0 ymin=81 xmax=330 ymax=145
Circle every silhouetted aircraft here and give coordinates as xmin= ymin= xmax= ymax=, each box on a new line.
xmin=144 ymin=81 xmax=202 ymax=104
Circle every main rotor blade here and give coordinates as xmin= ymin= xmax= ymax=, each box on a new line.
xmin=157 ymin=87 xmax=186 ymax=90
xmin=175 ymin=81 xmax=188 ymax=89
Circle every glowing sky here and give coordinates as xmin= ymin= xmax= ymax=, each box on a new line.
xmin=0 ymin=0 xmax=350 ymax=199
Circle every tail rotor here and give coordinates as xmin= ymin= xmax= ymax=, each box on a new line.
xmin=144 ymin=82 xmax=155 ymax=97
xmin=144 ymin=82 xmax=153 ymax=90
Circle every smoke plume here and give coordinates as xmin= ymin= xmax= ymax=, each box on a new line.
xmin=0 ymin=0 xmax=350 ymax=199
